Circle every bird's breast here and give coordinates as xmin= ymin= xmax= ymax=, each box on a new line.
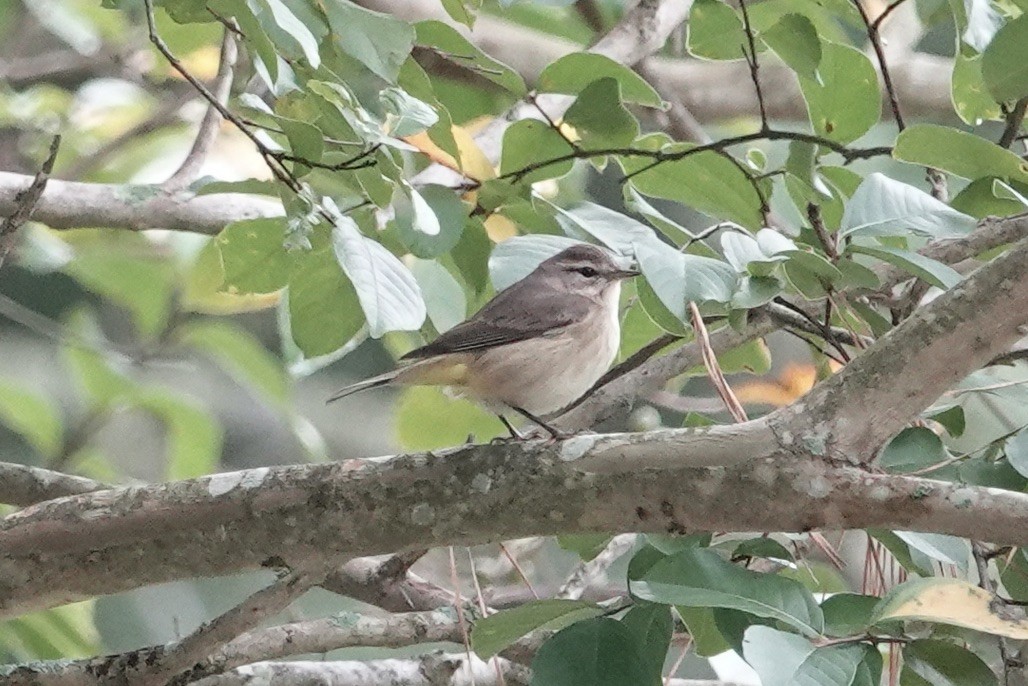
xmin=464 ymin=284 xmax=622 ymax=415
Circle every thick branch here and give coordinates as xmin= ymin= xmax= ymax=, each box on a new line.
xmin=0 ymin=462 xmax=108 ymax=507
xmin=0 ymin=173 xmax=282 ymax=234
xmin=774 ymin=224 xmax=1028 ymax=462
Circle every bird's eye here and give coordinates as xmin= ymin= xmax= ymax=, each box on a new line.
xmin=574 ymin=266 xmax=598 ymax=278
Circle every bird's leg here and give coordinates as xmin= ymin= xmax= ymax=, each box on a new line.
xmin=497 ymin=414 xmax=527 ymax=441
xmin=510 ymin=406 xmax=569 ymax=440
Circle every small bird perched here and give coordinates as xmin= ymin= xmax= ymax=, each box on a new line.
xmin=327 ymin=243 xmax=638 ymax=438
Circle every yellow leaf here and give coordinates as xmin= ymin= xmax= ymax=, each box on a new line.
xmin=403 ymin=125 xmax=496 ymax=182
xmin=174 ymin=45 xmax=222 ymax=81
xmin=484 ymin=215 xmax=518 ymax=242
xmin=874 ymin=578 xmax=1028 ymax=639
xmin=735 ymin=362 xmax=817 ymax=407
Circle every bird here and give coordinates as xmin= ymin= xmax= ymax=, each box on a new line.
xmin=327 ymin=243 xmax=639 ymax=438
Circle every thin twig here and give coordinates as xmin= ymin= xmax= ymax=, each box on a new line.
xmin=141 ymin=0 xmax=301 ymax=194
xmin=498 ymin=542 xmax=539 ymax=600
xmin=807 ymin=203 xmax=838 ymax=261
xmin=852 ymin=0 xmax=905 ymax=130
xmin=689 ymin=302 xmax=747 ymax=422
xmin=0 ymin=134 xmax=60 ymax=269
xmin=871 ymin=0 xmax=911 ymax=30
xmin=737 ymin=0 xmax=769 ymax=132
xmin=163 ymin=28 xmax=238 ymax=192
xmin=498 ymin=129 xmax=891 ymax=185
xmin=999 ymin=97 xmax=1028 ymax=149
xmin=156 ymin=568 xmax=320 ymax=686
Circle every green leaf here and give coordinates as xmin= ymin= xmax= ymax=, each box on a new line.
xmin=392 ymin=184 xmax=440 ymax=238
xmin=717 ymin=336 xmax=773 ymax=374
xmin=472 ymin=599 xmax=603 ymax=658
xmin=950 ymin=177 xmax=1028 ymax=218
xmin=217 ymin=218 xmax=293 ymax=294
xmin=537 ymin=53 xmax=662 ymax=106
xmin=249 ymin=0 xmax=321 ymax=69
xmin=687 ymin=0 xmax=747 ymax=60
xmin=1004 ymin=427 xmax=1028 ymax=477
xmin=878 ymin=426 xmax=949 ymax=473
xmin=952 ymin=51 xmax=1003 ymax=125
xmin=65 ymin=255 xmax=174 ymax=338
xmin=329 ymin=213 xmax=426 ymax=338
xmin=64 ymin=343 xmax=136 ymax=410
xmin=620 ymin=604 xmax=673 ymax=684
xmin=288 ymin=244 xmax=365 ymax=357
xmin=630 ymin=548 xmax=824 ymax=636
xmin=893 ymin=532 xmax=968 ymax=570
xmin=624 ymin=188 xmax=694 ymax=245
xmin=847 ymin=245 xmax=962 ymax=290
xmin=393 ymin=184 xmax=465 ymax=258
xmin=798 ymin=41 xmax=880 ymax=143
xmin=676 ymin=606 xmax=730 ymax=656
xmin=488 ymin=235 xmax=582 ymax=291
xmin=531 ymin=618 xmax=656 ymax=686
xmin=549 ymin=201 xmax=655 ymax=256
xmin=439 ymin=0 xmax=479 ymax=28
xmin=762 ymin=14 xmax=821 ymax=79
xmin=379 ymin=87 xmax=438 ymax=137
xmin=902 ymin=639 xmax=997 ymax=686
xmin=563 ymin=78 xmax=639 ymax=150
xmin=500 ymin=119 xmax=576 ymax=184
xmin=176 ymin=320 xmax=290 ymax=408
xmin=414 ymin=20 xmax=524 ymax=94
xmin=929 ymin=404 xmax=966 ymax=437
xmin=981 ymin=15 xmax=1028 ymax=102
xmin=635 ymin=239 xmax=738 ymax=318
xmin=742 ymin=626 xmax=866 ymax=686
xmin=0 ymin=384 xmax=62 ymax=458
xmin=396 ymin=386 xmax=501 ymax=449
xmin=732 ymin=275 xmax=782 ymax=309
xmin=558 ymin=534 xmax=615 ymax=561
xmin=0 ymin=601 xmax=100 ymax=660
xmin=622 ymin=141 xmax=764 ymax=228
xmin=135 ymin=391 xmax=222 ymax=480
xmin=721 ymin=229 xmax=795 ymax=275
xmin=410 ymin=258 xmax=466 ymax=333
xmin=820 ymin=593 xmax=879 ymax=637
xmin=730 ymin=537 xmax=794 ymax=562
xmin=841 ymin=173 xmax=977 ymax=240
xmin=321 ymin=0 xmax=413 ymax=82
xmin=894 ymin=124 xmax=1028 ymax=183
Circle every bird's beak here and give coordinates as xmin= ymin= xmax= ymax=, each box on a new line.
xmin=612 ymin=267 xmax=640 ymax=280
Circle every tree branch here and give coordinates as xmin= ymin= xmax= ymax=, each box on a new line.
xmin=774 ymin=221 xmax=1028 ymax=462
xmin=162 ymin=29 xmax=238 ymax=193
xmin=0 ymin=134 xmax=60 ymax=268
xmin=0 ymin=172 xmax=282 ymax=233
xmin=0 ymin=462 xmax=108 ymax=507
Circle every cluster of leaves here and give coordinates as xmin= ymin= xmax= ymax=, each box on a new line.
xmin=474 ymin=535 xmax=1027 ymax=685
xmin=1 ymin=0 xmax=1028 ymax=680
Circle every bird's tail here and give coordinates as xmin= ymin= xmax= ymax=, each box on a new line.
xmin=326 ymin=369 xmax=401 ymax=404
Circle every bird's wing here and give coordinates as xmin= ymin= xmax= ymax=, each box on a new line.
xmin=402 ymin=284 xmax=593 ymax=359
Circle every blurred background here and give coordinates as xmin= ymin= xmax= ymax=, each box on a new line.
xmin=2 ymin=0 xmax=1028 ymax=682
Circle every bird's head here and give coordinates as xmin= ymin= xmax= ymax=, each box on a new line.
xmin=536 ymin=243 xmax=639 ymax=298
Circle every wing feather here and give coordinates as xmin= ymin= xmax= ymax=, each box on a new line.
xmin=402 ymin=282 xmax=593 ymax=359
